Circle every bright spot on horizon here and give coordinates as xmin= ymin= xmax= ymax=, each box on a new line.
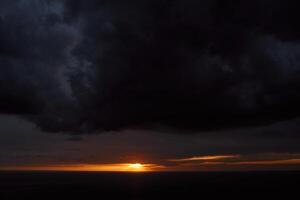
xmin=128 ymin=163 xmax=144 ymax=171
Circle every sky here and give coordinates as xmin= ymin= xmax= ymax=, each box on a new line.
xmin=0 ymin=0 xmax=300 ymax=171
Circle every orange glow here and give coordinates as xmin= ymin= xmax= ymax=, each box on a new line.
xmin=2 ymin=155 xmax=300 ymax=172
xmin=0 ymin=163 xmax=165 ymax=172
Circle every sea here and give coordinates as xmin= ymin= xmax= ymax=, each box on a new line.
xmin=0 ymin=171 xmax=299 ymax=199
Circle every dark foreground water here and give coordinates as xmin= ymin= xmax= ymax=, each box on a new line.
xmin=0 ymin=171 xmax=299 ymax=199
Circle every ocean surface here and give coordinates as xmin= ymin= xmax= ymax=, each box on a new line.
xmin=0 ymin=171 xmax=299 ymax=199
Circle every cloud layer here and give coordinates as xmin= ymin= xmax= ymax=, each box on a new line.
xmin=1 ymin=0 xmax=300 ymax=133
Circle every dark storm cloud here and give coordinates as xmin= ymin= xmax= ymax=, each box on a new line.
xmin=0 ymin=0 xmax=95 ymax=132
xmin=0 ymin=0 xmax=300 ymax=133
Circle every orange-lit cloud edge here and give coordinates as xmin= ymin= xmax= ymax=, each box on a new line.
xmin=1 ymin=154 xmax=300 ymax=172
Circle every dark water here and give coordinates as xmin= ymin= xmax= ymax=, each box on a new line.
xmin=0 ymin=171 xmax=299 ymax=199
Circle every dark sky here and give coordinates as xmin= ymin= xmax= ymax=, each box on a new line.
xmin=0 ymin=0 xmax=300 ymax=170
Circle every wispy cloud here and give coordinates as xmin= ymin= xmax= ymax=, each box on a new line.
xmin=231 ymin=159 xmax=300 ymax=165
xmin=169 ymin=155 xmax=240 ymax=162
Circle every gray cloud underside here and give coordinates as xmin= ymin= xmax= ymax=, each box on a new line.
xmin=0 ymin=0 xmax=300 ymax=134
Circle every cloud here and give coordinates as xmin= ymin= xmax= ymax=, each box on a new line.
xmin=0 ymin=0 xmax=300 ymax=134
xmin=169 ymin=155 xmax=240 ymax=162
xmin=166 ymin=153 xmax=300 ymax=171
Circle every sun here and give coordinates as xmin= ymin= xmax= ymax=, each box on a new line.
xmin=128 ymin=163 xmax=144 ymax=171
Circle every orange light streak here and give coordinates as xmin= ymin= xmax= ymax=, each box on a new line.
xmin=169 ymin=155 xmax=240 ymax=162
xmin=0 ymin=163 xmax=165 ymax=172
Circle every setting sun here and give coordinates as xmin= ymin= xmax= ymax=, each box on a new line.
xmin=128 ymin=163 xmax=144 ymax=171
